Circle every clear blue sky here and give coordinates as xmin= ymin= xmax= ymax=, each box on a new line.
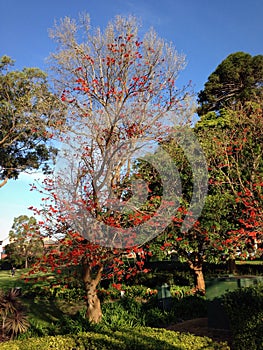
xmin=0 ymin=0 xmax=262 ymax=241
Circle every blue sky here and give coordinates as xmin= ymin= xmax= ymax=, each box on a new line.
xmin=0 ymin=0 xmax=262 ymax=241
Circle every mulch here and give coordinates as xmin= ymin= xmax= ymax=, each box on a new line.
xmin=166 ymin=318 xmax=232 ymax=347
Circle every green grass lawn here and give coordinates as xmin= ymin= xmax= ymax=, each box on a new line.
xmin=0 ymin=269 xmax=84 ymax=327
xmin=0 ymin=269 xmax=25 ymax=290
xmin=236 ymin=260 xmax=263 ymax=265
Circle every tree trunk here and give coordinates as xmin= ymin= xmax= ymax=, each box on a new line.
xmin=82 ymin=261 xmax=103 ymax=323
xmin=188 ymin=260 xmax=206 ymax=294
xmin=25 ymin=256 xmax=28 ymax=269
xmin=227 ymin=258 xmax=237 ymax=275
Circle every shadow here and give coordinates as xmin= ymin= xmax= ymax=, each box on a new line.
xmin=21 ymin=296 xmax=66 ymax=324
xmin=96 ymin=325 xmax=221 ymax=350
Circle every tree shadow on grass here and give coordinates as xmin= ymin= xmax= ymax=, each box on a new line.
xmin=94 ymin=326 xmax=221 ymax=350
xmin=21 ymin=297 xmax=70 ymax=325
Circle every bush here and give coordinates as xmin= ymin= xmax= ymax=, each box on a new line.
xmin=101 ymin=298 xmax=145 ymax=329
xmin=175 ymin=295 xmax=208 ymax=320
xmin=0 ymin=288 xmax=29 ymax=340
xmin=22 ymin=281 xmax=84 ymax=301
xmin=18 ymin=291 xmax=207 ymax=338
xmin=220 ymin=283 xmax=263 ymax=350
xmin=0 ymin=326 xmax=230 ymax=349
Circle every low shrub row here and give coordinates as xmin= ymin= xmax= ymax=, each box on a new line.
xmin=0 ymin=326 xmax=230 ymax=350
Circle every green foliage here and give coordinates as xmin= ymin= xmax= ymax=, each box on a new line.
xmin=101 ymin=298 xmax=145 ymax=329
xmin=0 ymin=326 xmax=230 ymax=350
xmin=100 ymin=293 xmax=207 ymax=329
xmin=220 ymin=283 xmax=263 ymax=350
xmin=195 ymin=101 xmax=263 ymax=262
xmin=5 ymin=216 xmax=44 ymax=269
xmin=0 ymin=56 xmax=62 ymax=184
xmin=175 ymin=295 xmax=207 ymax=320
xmin=16 ymin=286 xmax=207 ymax=337
xmin=22 ymin=282 xmax=84 ymax=301
xmin=0 ymin=288 xmax=29 ymax=340
xmin=98 ymin=283 xmax=155 ymax=302
xmin=197 ymin=52 xmax=263 ymax=115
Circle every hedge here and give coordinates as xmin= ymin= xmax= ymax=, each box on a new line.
xmin=219 ymin=283 xmax=263 ymax=350
xmin=0 ymin=326 xmax=229 ymax=350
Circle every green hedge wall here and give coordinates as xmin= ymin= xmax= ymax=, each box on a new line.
xmin=220 ymin=283 xmax=263 ymax=350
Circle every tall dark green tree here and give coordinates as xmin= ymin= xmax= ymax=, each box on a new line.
xmin=197 ymin=52 xmax=263 ymax=116
xmin=0 ymin=56 xmax=64 ymax=188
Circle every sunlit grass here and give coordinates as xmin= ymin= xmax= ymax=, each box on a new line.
xmin=0 ymin=269 xmax=25 ymax=290
xmin=236 ymin=260 xmax=263 ymax=265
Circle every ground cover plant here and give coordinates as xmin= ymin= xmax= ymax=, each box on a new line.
xmin=0 ymin=327 xmax=230 ymax=350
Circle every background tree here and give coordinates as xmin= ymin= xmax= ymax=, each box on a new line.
xmin=146 ymin=133 xmax=210 ymax=293
xmin=195 ymin=101 xmax=263 ymax=270
xmin=30 ymin=13 xmax=192 ymax=323
xmin=197 ymin=52 xmax=263 ymax=116
xmin=154 ymin=50 xmax=263 ymax=291
xmin=0 ymin=56 xmax=64 ymax=188
xmin=5 ymin=215 xmax=44 ymax=269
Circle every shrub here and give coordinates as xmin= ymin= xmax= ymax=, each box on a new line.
xmin=0 ymin=326 xmax=230 ymax=349
xmin=101 ymin=298 xmax=145 ymax=329
xmin=175 ymin=295 xmax=208 ymax=320
xmin=0 ymin=288 xmax=29 ymax=340
xmin=220 ymin=283 xmax=263 ymax=350
xmin=22 ymin=280 xmax=84 ymax=301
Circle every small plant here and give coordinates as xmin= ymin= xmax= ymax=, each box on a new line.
xmin=0 ymin=288 xmax=29 ymax=340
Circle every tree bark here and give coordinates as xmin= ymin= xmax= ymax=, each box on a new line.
xmin=227 ymin=258 xmax=237 ymax=275
xmin=0 ymin=177 xmax=8 ymax=188
xmin=82 ymin=260 xmax=103 ymax=323
xmin=188 ymin=260 xmax=206 ymax=294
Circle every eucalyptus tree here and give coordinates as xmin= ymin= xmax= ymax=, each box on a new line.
xmin=0 ymin=56 xmax=64 ymax=188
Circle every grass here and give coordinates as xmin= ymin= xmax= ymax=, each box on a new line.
xmin=0 ymin=269 xmax=84 ymax=328
xmin=0 ymin=269 xmax=25 ymax=290
xmin=22 ymin=297 xmax=85 ymax=327
xmin=236 ymin=260 xmax=263 ymax=265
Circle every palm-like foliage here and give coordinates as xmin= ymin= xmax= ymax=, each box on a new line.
xmin=0 ymin=288 xmax=29 ymax=340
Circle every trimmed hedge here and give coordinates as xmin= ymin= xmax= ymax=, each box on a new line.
xmin=219 ymin=283 xmax=263 ymax=350
xmin=0 ymin=326 xmax=229 ymax=350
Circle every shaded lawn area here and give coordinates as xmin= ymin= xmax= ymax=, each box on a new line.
xmin=0 ymin=269 xmax=85 ymax=327
xmin=22 ymin=297 xmax=85 ymax=328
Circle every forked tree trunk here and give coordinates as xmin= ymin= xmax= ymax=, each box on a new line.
xmin=82 ymin=261 xmax=103 ymax=323
xmin=188 ymin=260 xmax=206 ymax=294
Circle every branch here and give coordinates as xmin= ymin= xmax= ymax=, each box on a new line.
xmin=0 ymin=177 xmax=8 ymax=188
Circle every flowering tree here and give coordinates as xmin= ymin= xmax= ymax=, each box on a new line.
xmin=195 ymin=101 xmax=263 ymax=270
xmin=30 ymin=14 xmax=194 ymax=323
xmin=153 ymin=100 xmax=262 ymax=293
